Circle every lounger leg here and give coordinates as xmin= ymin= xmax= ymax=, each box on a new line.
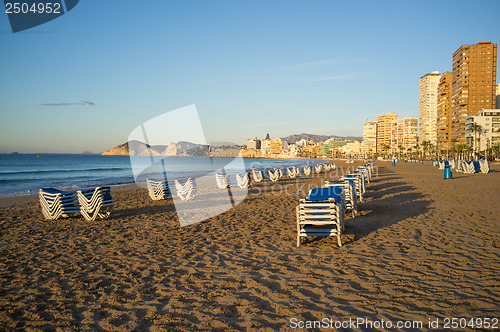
xmin=296 ymin=206 xmax=305 ymax=247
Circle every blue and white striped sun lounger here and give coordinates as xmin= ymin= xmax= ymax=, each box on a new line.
xmin=296 ymin=187 xmax=345 ymax=247
xmin=146 ymin=178 xmax=174 ymax=200
xmin=77 ymin=187 xmax=114 ymax=221
xmin=324 ymin=180 xmax=358 ymax=218
xmin=39 ymin=188 xmax=80 ymax=220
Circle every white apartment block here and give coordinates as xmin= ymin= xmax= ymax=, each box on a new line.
xmin=465 ymin=109 xmax=500 ymax=152
xmin=361 ymin=121 xmax=377 ymax=155
xmin=419 ymin=71 xmax=440 ymax=145
xmin=340 ymin=141 xmax=361 ymax=155
xmin=260 ymin=139 xmax=271 ymax=156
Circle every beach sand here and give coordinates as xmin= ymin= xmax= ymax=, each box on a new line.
xmin=0 ymin=161 xmax=498 ymax=330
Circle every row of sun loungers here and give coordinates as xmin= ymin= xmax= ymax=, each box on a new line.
xmin=39 ymin=187 xmax=114 ymax=221
xmin=434 ymin=159 xmax=489 ymax=174
xmin=145 ymin=163 xmax=336 ymax=202
xmin=296 ymin=163 xmax=374 ymax=247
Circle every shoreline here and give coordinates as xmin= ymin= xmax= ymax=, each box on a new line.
xmin=0 ymin=158 xmax=337 ymax=207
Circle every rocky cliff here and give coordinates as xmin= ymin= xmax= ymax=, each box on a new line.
xmin=101 ymin=140 xmax=211 ymax=157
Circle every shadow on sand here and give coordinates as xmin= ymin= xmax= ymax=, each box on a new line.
xmin=304 ymin=166 xmax=432 ymax=247
xmin=342 ymin=166 xmax=432 ymax=245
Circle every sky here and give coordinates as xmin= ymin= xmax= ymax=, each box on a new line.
xmin=0 ymin=0 xmax=499 ymax=154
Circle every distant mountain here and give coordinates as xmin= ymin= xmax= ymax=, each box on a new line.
xmin=102 ymin=140 xmax=210 ymax=157
xmin=280 ymin=133 xmax=362 ymax=144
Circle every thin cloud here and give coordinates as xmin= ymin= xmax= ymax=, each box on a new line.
xmin=40 ymin=101 xmax=95 ymax=107
xmin=279 ymin=74 xmax=359 ymax=81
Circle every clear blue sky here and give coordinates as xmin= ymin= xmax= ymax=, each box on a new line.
xmin=1 ymin=0 xmax=499 ymax=153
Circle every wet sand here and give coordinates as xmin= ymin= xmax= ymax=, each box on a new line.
xmin=0 ymin=160 xmax=498 ymax=330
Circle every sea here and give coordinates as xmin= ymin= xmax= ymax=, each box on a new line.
xmin=0 ymin=154 xmax=321 ymax=197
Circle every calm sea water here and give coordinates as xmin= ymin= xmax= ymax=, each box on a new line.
xmin=0 ymin=154 xmax=319 ymax=197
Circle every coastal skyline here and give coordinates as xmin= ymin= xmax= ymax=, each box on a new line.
xmin=1 ymin=1 xmax=499 ymax=153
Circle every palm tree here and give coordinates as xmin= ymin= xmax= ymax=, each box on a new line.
xmin=421 ymin=140 xmax=430 ymax=160
xmin=467 ymin=121 xmax=482 ymax=160
xmin=398 ymin=145 xmax=404 ymax=159
xmin=450 ymin=138 xmax=458 ymax=159
xmin=380 ymin=143 xmax=390 ymax=157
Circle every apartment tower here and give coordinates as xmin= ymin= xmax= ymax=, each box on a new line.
xmin=389 ymin=117 xmax=419 ymax=153
xmin=419 ymin=71 xmax=440 ymax=145
xmin=451 ymin=42 xmax=497 ymax=144
xmin=437 ymin=71 xmax=453 ymax=151
xmin=361 ymin=121 xmax=377 ymax=155
xmin=376 ymin=112 xmax=398 ymax=153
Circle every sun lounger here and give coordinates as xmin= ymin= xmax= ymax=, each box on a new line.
xmin=479 ymin=159 xmax=490 ymax=173
xmin=324 ymin=180 xmax=358 ymax=217
xmin=215 ymin=173 xmax=229 ymax=189
xmin=146 ymin=178 xmax=174 ymax=200
xmin=39 ymin=188 xmax=80 ymax=220
xmin=235 ymin=173 xmax=249 ymax=189
xmin=269 ymin=169 xmax=280 ymax=182
xmin=77 ymin=187 xmax=114 ymax=221
xmin=175 ymin=178 xmax=196 ymax=201
xmin=252 ymin=169 xmax=263 ymax=183
xmin=287 ymin=167 xmax=297 ymax=178
xmin=341 ymin=175 xmax=364 ymax=202
xmin=344 ymin=173 xmax=365 ymax=194
xmin=296 ymin=187 xmax=344 ymax=247
xmin=303 ymin=166 xmax=311 ymax=176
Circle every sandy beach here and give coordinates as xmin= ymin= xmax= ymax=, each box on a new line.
xmin=0 ymin=160 xmax=499 ymax=331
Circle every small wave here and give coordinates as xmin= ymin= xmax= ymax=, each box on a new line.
xmin=0 ymin=167 xmax=130 ymax=176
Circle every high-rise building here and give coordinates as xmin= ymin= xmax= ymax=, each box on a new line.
xmin=437 ymin=72 xmax=453 ymax=151
xmin=451 ymin=42 xmax=497 ymax=144
xmin=360 ymin=122 xmax=377 ymax=156
xmin=389 ymin=117 xmax=419 ymax=153
xmin=376 ymin=112 xmax=398 ymax=153
xmin=419 ymin=71 xmax=440 ymax=145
